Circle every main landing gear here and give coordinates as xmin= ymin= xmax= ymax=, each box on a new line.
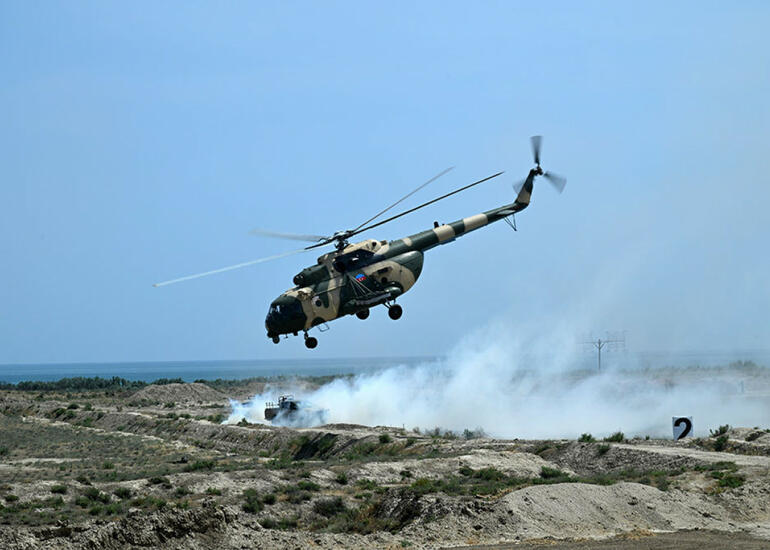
xmin=387 ymin=303 xmax=403 ymax=320
xmin=271 ymin=336 xmax=280 ymax=344
xmin=356 ymin=309 xmax=370 ymax=320
xmin=304 ymin=333 xmax=318 ymax=349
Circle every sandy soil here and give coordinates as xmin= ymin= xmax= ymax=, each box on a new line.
xmin=0 ymin=380 xmax=769 ymax=549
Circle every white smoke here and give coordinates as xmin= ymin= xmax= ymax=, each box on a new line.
xmin=226 ymin=319 xmax=768 ymax=439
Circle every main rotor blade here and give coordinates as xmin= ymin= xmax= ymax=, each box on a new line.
xmin=249 ymin=229 xmax=328 ymax=243
xmin=345 ymin=171 xmax=504 ymax=239
xmin=531 ymin=135 xmax=542 ymax=166
xmin=153 ymin=248 xmax=309 ymax=288
xmin=543 ymin=172 xmax=567 ymax=193
xmin=350 ymin=166 xmax=455 ymax=233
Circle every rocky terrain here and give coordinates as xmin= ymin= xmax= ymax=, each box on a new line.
xmin=0 ymin=378 xmax=769 ymax=549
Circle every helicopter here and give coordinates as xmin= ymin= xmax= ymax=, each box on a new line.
xmin=154 ymin=136 xmax=566 ymax=349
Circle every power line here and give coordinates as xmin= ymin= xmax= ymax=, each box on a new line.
xmin=582 ymin=331 xmax=626 ymax=371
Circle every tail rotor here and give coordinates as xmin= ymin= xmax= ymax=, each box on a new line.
xmin=514 ymin=135 xmax=567 ymax=199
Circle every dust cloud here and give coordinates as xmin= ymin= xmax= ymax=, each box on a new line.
xmin=226 ymin=319 xmax=768 ymax=439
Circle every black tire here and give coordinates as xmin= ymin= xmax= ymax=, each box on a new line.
xmin=356 ymin=309 xmax=370 ymax=320
xmin=388 ymin=304 xmax=403 ymax=320
xmin=271 ymin=336 xmax=280 ymax=344
xmin=305 ymin=337 xmax=318 ymax=349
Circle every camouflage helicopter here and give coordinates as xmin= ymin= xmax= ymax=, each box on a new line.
xmin=154 ymin=136 xmax=565 ymax=349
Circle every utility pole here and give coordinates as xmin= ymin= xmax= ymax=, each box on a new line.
xmin=583 ymin=331 xmax=626 ymax=371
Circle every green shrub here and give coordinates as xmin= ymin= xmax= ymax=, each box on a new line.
xmin=205 ymin=487 xmax=222 ymax=496
xmin=603 ymin=431 xmax=624 ymax=442
xmin=102 ymin=461 xmax=115 ymax=470
xmin=67 ymin=403 xmax=79 ymax=410
xmin=297 ymin=480 xmax=320 ymax=492
xmin=356 ymin=479 xmax=378 ymax=490
xmin=262 ymin=493 xmax=276 ymax=505
xmin=242 ymin=489 xmax=262 ymax=514
xmin=278 ymin=516 xmax=299 ymax=529
xmin=746 ymin=431 xmax=762 ymax=442
xmin=578 ymin=433 xmax=595 ymax=443
xmin=104 ymin=502 xmax=123 ymax=515
xmin=379 ymin=434 xmax=392 ymax=444
xmin=113 ymin=487 xmax=132 ymax=499
xmin=259 ymin=517 xmax=277 ymax=529
xmin=710 ymin=424 xmax=730 ymax=437
xmin=83 ymin=487 xmax=110 ymax=504
xmin=713 ymin=435 xmax=729 ymax=452
xmin=164 ymin=402 xmax=176 ymax=408
xmin=50 ymin=485 xmax=67 ymax=494
xmin=0 ymin=447 xmax=9 ymax=456
xmin=400 ymin=470 xmax=413 ymax=478
xmin=184 ymin=460 xmax=215 ymax=472
xmin=718 ymin=473 xmax=745 ymax=488
xmin=540 ymin=466 xmax=566 ymax=479
xmin=4 ymin=494 xmax=18 ymax=503
xmin=335 ymin=472 xmax=348 ymax=485
xmin=314 ymin=497 xmax=347 ymax=517
xmin=147 ymin=476 xmax=172 ymax=488
xmin=596 ymin=444 xmax=611 ymax=456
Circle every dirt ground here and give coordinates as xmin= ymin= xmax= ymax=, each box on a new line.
xmin=0 ymin=376 xmax=769 ymax=549
xmin=455 ymin=530 xmax=770 ymax=549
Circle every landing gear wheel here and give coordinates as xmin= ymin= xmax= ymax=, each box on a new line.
xmin=271 ymin=336 xmax=280 ymax=344
xmin=305 ymin=336 xmax=318 ymax=349
xmin=388 ymin=304 xmax=403 ymax=320
xmin=356 ymin=309 xmax=370 ymax=320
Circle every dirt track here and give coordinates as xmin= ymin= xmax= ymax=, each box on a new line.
xmin=454 ymin=530 xmax=770 ymax=549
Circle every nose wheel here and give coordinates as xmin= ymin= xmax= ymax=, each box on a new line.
xmin=387 ymin=304 xmax=403 ymax=320
xmin=304 ymin=333 xmax=318 ymax=349
xmin=271 ymin=336 xmax=280 ymax=344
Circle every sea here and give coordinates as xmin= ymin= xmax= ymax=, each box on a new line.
xmin=0 ymin=350 xmax=768 ymax=385
xmin=0 ymin=357 xmax=436 ymax=385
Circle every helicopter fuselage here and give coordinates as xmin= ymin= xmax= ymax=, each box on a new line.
xmin=265 ymin=196 xmax=531 ymax=341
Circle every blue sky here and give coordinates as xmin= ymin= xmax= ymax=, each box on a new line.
xmin=1 ymin=2 xmax=769 ymax=363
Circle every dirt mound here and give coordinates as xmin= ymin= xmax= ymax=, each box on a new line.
xmin=131 ymin=383 xmax=226 ymax=404
xmin=543 ymin=442 xmax=701 ymax=475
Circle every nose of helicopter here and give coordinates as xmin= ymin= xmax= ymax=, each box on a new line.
xmin=265 ymin=295 xmax=306 ymax=338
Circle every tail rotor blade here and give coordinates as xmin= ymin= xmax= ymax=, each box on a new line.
xmin=543 ymin=172 xmax=567 ymax=193
xmin=531 ymin=135 xmax=542 ymax=166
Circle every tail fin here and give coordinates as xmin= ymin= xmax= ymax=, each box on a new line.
xmin=513 ymin=169 xmax=539 ymax=210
